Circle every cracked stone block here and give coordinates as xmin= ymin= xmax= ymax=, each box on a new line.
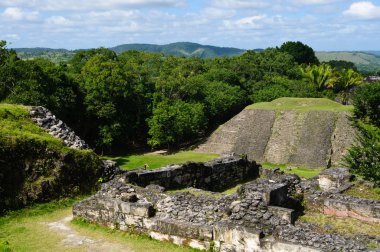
xmin=318 ymin=168 xmax=352 ymax=192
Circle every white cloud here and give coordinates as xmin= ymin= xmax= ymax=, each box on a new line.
xmin=290 ymin=0 xmax=342 ymax=5
xmin=224 ymin=15 xmax=279 ymax=30
xmin=4 ymin=34 xmax=20 ymax=40
xmin=343 ymin=1 xmax=380 ymax=20
xmin=210 ymin=0 xmax=270 ymax=9
xmin=46 ymin=16 xmax=73 ymax=26
xmin=0 ymin=0 xmax=185 ymax=11
xmin=2 ymin=7 xmax=38 ymax=21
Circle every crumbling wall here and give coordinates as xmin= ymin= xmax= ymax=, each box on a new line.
xmin=30 ymin=106 xmax=89 ymax=149
xmin=73 ymin=162 xmax=373 ymax=251
xmin=125 ymin=156 xmax=260 ymax=191
xmin=300 ymin=168 xmax=380 ymax=224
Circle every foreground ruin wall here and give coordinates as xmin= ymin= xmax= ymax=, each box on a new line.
xmin=125 ymin=156 xmax=259 ymax=191
xmin=73 ymin=159 xmax=375 ymax=251
xmin=301 ymin=168 xmax=380 ymax=224
xmin=196 ymin=109 xmax=356 ymax=168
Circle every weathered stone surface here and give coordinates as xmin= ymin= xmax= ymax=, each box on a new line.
xmin=125 ymin=155 xmax=260 ymax=191
xmin=29 ymin=106 xmax=89 ymax=149
xmin=73 ymin=159 xmax=377 ymax=251
xmin=330 ymin=112 xmax=357 ymax=167
xmin=318 ymin=168 xmax=352 ymax=192
xmin=264 ymin=110 xmax=304 ymax=165
xmin=323 ymin=194 xmax=380 ymax=224
xmin=275 ymin=225 xmax=370 ymax=251
xmin=196 ymin=108 xmax=356 ymax=168
xmin=288 ymin=111 xmax=336 ymax=168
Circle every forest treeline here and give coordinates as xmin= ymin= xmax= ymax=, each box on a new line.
xmin=0 ymin=40 xmax=367 ymax=152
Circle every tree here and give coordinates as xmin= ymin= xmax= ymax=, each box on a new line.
xmin=345 ymin=82 xmax=380 ymax=185
xmin=335 ymin=69 xmax=363 ymax=105
xmin=344 ymin=122 xmax=380 ymax=186
xmin=280 ymin=41 xmax=319 ymax=65
xmin=80 ymin=54 xmax=137 ymax=150
xmin=148 ymin=100 xmax=207 ymax=149
xmin=352 ymin=82 xmax=380 ymax=128
xmin=326 ymin=60 xmax=357 ymax=72
xmin=300 ymin=64 xmax=337 ymax=90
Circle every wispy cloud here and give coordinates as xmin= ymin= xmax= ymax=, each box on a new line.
xmin=0 ymin=0 xmax=185 ymax=11
xmin=1 ymin=7 xmax=38 ymax=21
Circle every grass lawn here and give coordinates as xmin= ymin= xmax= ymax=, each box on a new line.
xmin=0 ymin=198 xmax=200 ymax=252
xmin=262 ymin=163 xmax=322 ymax=179
xmin=298 ymin=212 xmax=380 ymax=238
xmin=167 ymin=183 xmax=242 ymax=197
xmin=245 ymin=97 xmax=353 ymax=112
xmin=344 ymin=183 xmax=380 ymax=201
xmin=103 ymin=151 xmax=219 ymax=170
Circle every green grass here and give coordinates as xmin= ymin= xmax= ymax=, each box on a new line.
xmin=344 ymin=183 xmax=380 ymax=201
xmin=0 ymin=103 xmax=70 ymax=151
xmin=167 ymin=183 xmax=242 ymax=197
xmin=0 ymin=197 xmax=87 ymax=252
xmin=0 ymin=197 xmax=200 ymax=252
xmin=262 ymin=163 xmax=322 ymax=178
xmin=104 ymin=151 xmax=219 ymax=170
xmin=245 ymin=98 xmax=353 ymax=112
xmin=316 ymin=51 xmax=380 ymax=66
xmin=299 ymin=212 xmax=380 ymax=238
xmin=71 ymin=218 xmax=200 ymax=252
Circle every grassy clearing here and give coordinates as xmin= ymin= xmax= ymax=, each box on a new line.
xmin=104 ymin=151 xmax=219 ymax=170
xmin=344 ymin=183 xmax=380 ymax=201
xmin=0 ymin=103 xmax=69 ymax=151
xmin=262 ymin=163 xmax=322 ymax=179
xmin=167 ymin=183 xmax=242 ymax=197
xmin=0 ymin=198 xmax=200 ymax=252
xmin=245 ymin=98 xmax=353 ymax=112
xmin=0 ymin=197 xmax=86 ymax=252
xmin=71 ymin=219 xmax=200 ymax=252
xmin=298 ymin=212 xmax=380 ymax=238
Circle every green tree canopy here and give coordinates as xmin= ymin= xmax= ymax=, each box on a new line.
xmin=280 ymin=41 xmax=319 ymax=65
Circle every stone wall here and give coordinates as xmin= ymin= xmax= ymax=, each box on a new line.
xmin=299 ymin=169 xmax=380 ymax=224
xmin=196 ymin=108 xmax=356 ymax=168
xmin=323 ymin=195 xmax=380 ymax=224
xmin=73 ymin=163 xmax=375 ymax=251
xmin=125 ymin=156 xmax=260 ymax=191
xmin=29 ymin=106 xmax=89 ymax=149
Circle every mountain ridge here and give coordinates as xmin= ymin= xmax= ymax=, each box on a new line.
xmin=11 ymin=42 xmax=380 ymax=74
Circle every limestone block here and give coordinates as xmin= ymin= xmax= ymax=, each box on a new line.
xmin=213 ymin=223 xmax=262 ymax=252
xmin=152 ymin=219 xmax=213 ymax=240
xmin=268 ymin=206 xmax=295 ymax=224
xmin=318 ymin=168 xmax=351 ymax=192
xmin=120 ymin=201 xmax=155 ymax=217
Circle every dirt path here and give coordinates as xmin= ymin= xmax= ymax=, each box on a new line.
xmin=44 ymin=215 xmax=133 ymax=252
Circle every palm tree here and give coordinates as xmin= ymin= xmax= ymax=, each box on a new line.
xmin=300 ymin=64 xmax=337 ymax=91
xmin=336 ymin=69 xmax=363 ymax=105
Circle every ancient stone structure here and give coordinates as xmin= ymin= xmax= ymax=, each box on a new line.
xmin=196 ymin=108 xmax=356 ymax=168
xmin=29 ymin=106 xmax=89 ymax=149
xmin=318 ymin=168 xmax=352 ymax=192
xmin=299 ymin=169 xmax=380 ymax=224
xmin=124 ymin=156 xmax=259 ymax=191
xmin=73 ymin=158 xmax=378 ymax=251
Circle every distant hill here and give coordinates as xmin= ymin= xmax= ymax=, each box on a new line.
xmin=110 ymin=42 xmax=247 ymax=58
xmin=316 ymin=51 xmax=380 ymax=74
xmin=13 ymin=44 xmax=380 ymax=75
xmin=13 ymin=42 xmax=247 ymax=63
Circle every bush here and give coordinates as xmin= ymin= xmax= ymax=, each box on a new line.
xmin=353 ymin=82 xmax=380 ymax=127
xmin=344 ymin=122 xmax=380 ymax=185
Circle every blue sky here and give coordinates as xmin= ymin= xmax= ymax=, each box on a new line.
xmin=1 ymin=0 xmax=379 ymax=51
